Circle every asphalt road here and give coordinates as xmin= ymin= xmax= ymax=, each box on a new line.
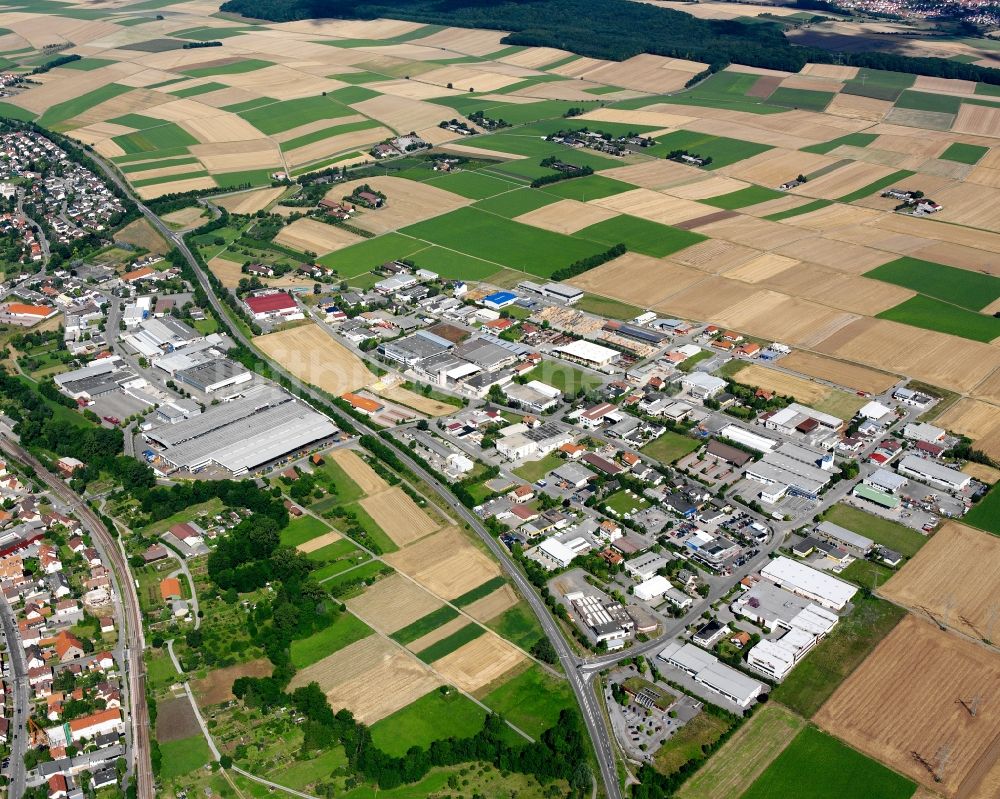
xmin=0 ymin=439 xmax=154 ymax=799
xmin=0 ymin=590 xmax=29 ymax=799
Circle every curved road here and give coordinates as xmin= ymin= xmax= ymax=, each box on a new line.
xmin=0 ymin=439 xmax=153 ymax=799
xmin=87 ymin=152 xmax=621 ymax=799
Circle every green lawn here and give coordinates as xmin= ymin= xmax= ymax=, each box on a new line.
xmin=453 ymin=576 xmax=508 ymax=607
xmin=766 ymin=87 xmax=835 ymax=112
xmin=642 ymin=431 xmax=701 ymax=465
xmin=574 ymin=293 xmax=643 ymax=320
xmin=318 ymin=233 xmax=429 ymax=277
xmin=836 ymin=169 xmax=915 ymax=203
xmin=512 ymin=452 xmax=564 ymax=483
xmin=763 ymin=199 xmax=833 ymax=221
xmin=940 ymin=141 xmax=989 ymax=165
xmin=474 ymin=187 xmax=561 ymax=218
xmin=273 ymin=747 xmax=348 ymax=791
xmin=416 ymin=624 xmax=485 ymax=662
xmin=740 ymin=726 xmax=915 ymax=799
xmin=486 ymin=601 xmax=545 ymax=649
xmin=370 ymin=689 xmax=490 ymax=756
xmin=290 ymin=616 xmax=373 ymax=668
xmin=425 ymin=170 xmax=521 ymax=199
xmin=801 ymin=132 xmax=877 ymax=155
xmin=839 ymin=558 xmax=895 ymax=589
xmin=182 ymin=58 xmax=273 ymax=77
xmin=772 ymin=593 xmax=906 ymax=718
xmin=159 ymin=735 xmax=213 ymax=779
xmin=401 ymin=207 xmax=607 ymax=277
xmin=650 ymin=129 xmax=772 ymax=169
xmin=704 ymin=185 xmax=786 ymax=210
xmin=877 ymin=295 xmax=1000 ymax=343
xmin=655 ymin=712 xmax=733 ymax=777
xmin=538 ymin=174 xmax=636 ymax=201
xmin=677 ymin=349 xmax=714 ymax=372
xmin=306 ymin=538 xmax=362 ymax=564
xmin=481 ymin=664 xmax=575 ymax=739
xmin=604 ymin=489 xmax=650 ymax=515
xmin=964 ymin=485 xmax=1000 ymax=535
xmin=865 ymin=256 xmax=1000 ymax=311
xmin=279 ymin=515 xmax=332 ymax=548
xmin=390 ymin=606 xmax=460 ymax=645
xmin=147 ymin=650 xmax=180 ymax=692
xmin=576 ymin=215 xmax=706 ymax=257
xmin=894 ymin=89 xmax=961 ymax=114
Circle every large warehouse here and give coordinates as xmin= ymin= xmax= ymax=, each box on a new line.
xmin=144 ymin=385 xmax=337 ymax=475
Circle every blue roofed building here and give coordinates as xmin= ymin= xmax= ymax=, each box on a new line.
xmin=482 ymin=291 xmax=518 ymax=310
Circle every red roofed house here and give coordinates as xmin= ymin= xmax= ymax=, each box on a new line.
xmin=48 ymin=774 xmax=69 ymax=799
xmin=55 ymin=631 xmax=84 ymax=663
xmin=1 ymin=302 xmax=58 ymax=325
xmin=341 ymin=393 xmax=383 ymax=415
xmin=121 ymin=265 xmax=154 ymax=283
xmin=69 ymin=708 xmax=123 ymax=742
xmin=160 ymin=577 xmax=181 ymax=602
xmin=244 ymin=292 xmax=301 ymax=320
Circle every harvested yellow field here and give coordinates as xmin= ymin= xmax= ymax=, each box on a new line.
xmin=773 ymin=236 xmax=895 ymax=274
xmin=826 ymin=93 xmax=894 ymax=121
xmin=723 ymin=148 xmax=838 ymax=187
xmin=296 ymin=530 xmax=341 ymax=553
xmin=284 ymin=126 xmax=391 ymax=168
xmin=375 ymin=385 xmax=457 ymax=416
xmin=671 ymin=238 xmax=761 ymax=273
xmin=783 ymin=203 xmax=884 ymax=231
xmin=353 ymin=93 xmax=452 ymax=132
xmin=384 ymin=527 xmax=500 ymax=601
xmin=161 ymin=206 xmax=208 ymax=229
xmin=937 ymin=398 xmax=1000 ymax=461
xmin=653 ymin=275 xmax=759 ymax=321
xmin=578 ymin=107 xmax=697 ymax=129
xmin=591 ymin=188 xmax=713 ymax=225
xmin=255 ymin=323 xmax=373 ymax=396
xmin=602 ymin=158 xmax=701 ymax=189
xmin=359 ymin=487 xmax=438 ymax=548
xmin=876 ymin=214 xmax=1000 ymax=258
xmin=739 ymin=194 xmax=816 ymax=218
xmin=664 ymin=175 xmax=749 ymax=200
xmin=953 ymin=104 xmax=1000 ymax=137
xmin=972 ymin=369 xmax=1000 ymax=403
xmin=137 ymin=175 xmax=217 ymax=200
xmin=409 ymin=26 xmax=507 ymax=56
xmin=580 ymin=54 xmax=704 ymax=93
xmin=463 ymin=584 xmax=519 ymax=623
xmin=347 ymin=573 xmax=443 ymax=633
xmin=115 ymin=218 xmax=168 ymax=255
xmin=779 ymin=74 xmax=843 ymax=93
xmin=770 ymin=267 xmax=913 ymax=315
xmin=735 ymin=364 xmax=834 ymax=407
xmin=290 ymin=635 xmax=442 ymax=724
xmin=963 ymin=462 xmax=1000 ymax=484
xmin=515 ymin=199 xmax=618 ymax=234
xmin=723 ymin=252 xmax=800 ymax=283
xmin=790 ymin=160 xmax=898 ymax=200
xmin=433 ymin=633 xmax=526 ymax=693
xmin=330 ymin=449 xmax=388 ymax=495
xmin=405 ymin=617 xmax=469 ymax=652
xmin=568 ymin=252 xmax=706 ymax=307
xmin=776 ymin=351 xmax=898 ymax=398
xmin=800 ymin=63 xmax=859 ymax=80
xmin=418 ymin=65 xmax=519 ymax=93
xmin=190 ymin=141 xmax=282 ymax=173
xmin=714 ymin=290 xmax=859 ymax=349
xmin=214 ymin=186 xmax=285 ymax=215
xmin=274 ymin=217 xmax=363 ymax=255
xmin=697 ymin=214 xmax=813 ymax=250
xmin=931 ymin=183 xmax=1000 ymax=233
xmin=328 ymin=176 xmax=469 ymax=234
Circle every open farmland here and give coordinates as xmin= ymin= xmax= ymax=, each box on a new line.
xmin=778 ymin=351 xmax=899 ymax=394
xmin=815 ymin=615 xmax=1000 ymax=798
xmin=880 ymin=522 xmax=1000 ymax=641
xmin=329 ymin=449 xmax=388 ymax=495
xmin=430 ymin=632 xmax=526 ymax=693
xmin=734 ymin=364 xmax=865 ymax=418
xmin=358 ymin=487 xmax=439 ymax=547
xmin=254 ymin=323 xmax=374 ymax=396
xmin=346 ymin=573 xmax=444 ymax=634
xmin=384 ymin=527 xmax=501 ymax=600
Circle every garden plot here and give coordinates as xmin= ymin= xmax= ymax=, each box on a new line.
xmin=347 ymin=573 xmax=444 ymax=634
xmin=514 ymin=199 xmax=618 ymax=235
xmin=384 ymin=527 xmax=501 ymax=601
xmin=326 ymin=176 xmax=470 ymax=235
xmin=192 ymin=659 xmax=273 ymax=706
xmin=329 ymin=449 xmax=388 ymax=495
xmin=568 ymin=252 xmax=706 ymax=308
xmin=359 ymin=487 xmax=438 ymax=548
xmin=289 ymin=635 xmax=442 ymax=724
xmin=815 ymin=615 xmax=1000 ymax=798
xmin=274 ymin=218 xmax=363 ymax=255
xmin=432 ymin=633 xmax=526 ymax=693
xmin=254 ymin=323 xmax=374 ymax=396
xmin=215 ymin=186 xmax=285 ymax=214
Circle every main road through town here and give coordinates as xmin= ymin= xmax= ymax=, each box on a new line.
xmin=85 ymin=152 xmax=624 ymax=799
xmin=0 ymin=438 xmax=153 ymax=799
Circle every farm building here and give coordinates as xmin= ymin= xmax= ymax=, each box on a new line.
xmin=760 ymin=556 xmax=856 ymax=611
xmin=657 ymin=642 xmax=764 ymax=708
xmin=897 ymin=454 xmax=971 ymax=492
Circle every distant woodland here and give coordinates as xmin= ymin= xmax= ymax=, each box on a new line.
xmin=218 ymin=0 xmax=1000 ymax=84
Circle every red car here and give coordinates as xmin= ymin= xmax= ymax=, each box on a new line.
xmin=102 ymin=416 xmax=120 ymax=426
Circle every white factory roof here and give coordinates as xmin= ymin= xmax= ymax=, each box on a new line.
xmin=897 ymin=454 xmax=969 ymax=488
xmin=816 ymin=521 xmax=873 ymax=552
xmin=867 ymin=468 xmax=908 ymax=493
xmin=634 ymin=574 xmax=672 ymax=600
xmin=555 ymin=339 xmax=618 ymax=365
xmin=903 ymin=422 xmax=945 ymax=443
xmin=859 ymin=400 xmax=892 ymax=420
xmin=539 ymin=537 xmax=577 ymax=565
xmin=761 ymin=556 xmax=857 ymax=610
xmin=658 ymin=642 xmax=764 ymax=705
xmin=720 ymin=424 xmax=777 ymax=453
xmin=681 ymin=372 xmax=726 ymax=392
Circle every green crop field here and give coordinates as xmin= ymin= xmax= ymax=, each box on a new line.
xmin=330 ymin=71 xmax=393 ymax=84
xmin=238 ymin=95 xmax=353 ymax=134
xmin=119 ymin=156 xmax=200 ymax=174
xmin=370 ymin=689 xmax=490 ymax=756
xmin=539 ymin=174 xmax=635 ymax=201
xmin=390 ymin=606 xmax=460 ymax=645
xmin=940 ymin=141 xmax=989 ymax=164
xmin=575 ymin=293 xmax=643 ymax=320
xmin=763 ymin=199 xmax=832 ymax=221
xmin=653 ymin=71 xmax=784 ymax=115
xmin=767 ymin=87 xmax=835 ymax=111
xmin=576 ymin=214 xmax=705 ymax=257
xmin=801 ymin=132 xmax=877 ymax=155
xmin=486 ymin=601 xmax=544 ymax=649
xmin=113 ymin=122 xmax=199 ymax=154
xmin=159 ymin=735 xmax=213 ymax=779
xmin=821 ymin=503 xmax=928 ymax=557
xmin=772 ymin=593 xmax=906 ymax=718
xmin=61 ymin=57 xmax=115 ymax=70
xmin=408 ymin=246 xmax=500 ymax=280
xmin=425 ymin=170 xmax=521 ymax=199
xmin=216 ymin=169 xmax=274 ymax=189
xmin=894 ymin=89 xmax=961 ymax=114
xmin=481 ymin=664 xmax=575 ymax=739
xmin=290 ymin=614 xmax=373 ymax=668
xmin=840 ymin=558 xmax=895 ymax=589
xmin=642 ymin=431 xmax=701 ymax=464
xmin=0 ymin=102 xmax=35 ymax=122
xmin=169 ymin=81 xmax=228 ymax=98
xmin=866 ymin=256 xmax=1000 ymax=310
xmin=965 ymin=486 xmax=1000 ymax=535
xmin=484 ymin=99 xmax=600 ymax=125
xmin=327 ymin=85 xmax=382 ymax=104
xmin=453 ymin=576 xmax=508 ymax=607
xmin=281 ymin=119 xmax=380 ymax=152
xmin=279 ymin=515 xmax=333 ymax=548
xmin=182 ymin=58 xmax=272 ymax=77
xmin=877 ymin=295 xmax=1000 ymax=343
xmin=401 ymin=207 xmax=607 ymax=277
xmin=842 ymin=68 xmax=915 ymax=101
xmin=415 ymin=624 xmax=485 ymax=662
xmin=38 ymin=83 xmax=131 ymax=127
xmin=318 ymin=233 xmax=429 ymax=277
xmin=306 ymin=538 xmax=362 ymax=564
xmin=740 ymin=727 xmax=916 ymax=799
xmin=318 ymin=560 xmax=391 ymax=591
xmin=132 ymin=170 xmax=209 ymax=188
xmin=704 ymin=185 xmax=786 ymax=210
xmin=836 ymin=169 xmax=915 ymax=203
xmin=474 ymin=187 xmax=560 ymax=217
xmin=650 ymin=129 xmax=772 ymax=168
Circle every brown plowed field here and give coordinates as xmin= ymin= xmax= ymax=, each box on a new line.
xmin=192 ymin=659 xmax=273 ymax=707
xmin=816 ymin=614 xmax=1000 ymax=799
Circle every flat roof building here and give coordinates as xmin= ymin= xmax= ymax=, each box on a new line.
xmin=815 ymin=521 xmax=873 ymax=554
xmin=760 ymin=556 xmax=856 ymax=611
xmin=897 ymin=454 xmax=971 ymax=492
xmin=175 ymin=359 xmax=251 ymax=393
xmin=658 ymin=642 xmax=764 ymax=708
xmin=541 ymin=282 xmax=583 ymax=304
xmin=555 ymin=339 xmax=619 ymax=368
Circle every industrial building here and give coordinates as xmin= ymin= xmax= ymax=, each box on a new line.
xmin=634 ymin=575 xmax=672 ymax=602
xmin=122 ymin=317 xmax=200 ymax=358
xmin=657 ymin=642 xmax=764 ymax=708
xmin=502 ymin=380 xmax=562 ymax=412
xmin=624 ymin=552 xmax=670 ymax=582
xmin=897 ymin=454 xmax=971 ymax=492
xmin=680 ymin=372 xmax=726 ymax=399
xmin=760 ymin=556 xmax=856 ymax=611
xmin=718 ymin=424 xmax=777 ymax=453
xmin=174 ymin=358 xmax=252 ymax=393
xmin=495 ymin=422 xmax=572 ymax=461
xmin=378 ymin=330 xmax=454 ymax=367
xmin=244 ymin=292 xmax=302 ymax=321
xmin=143 ymin=385 xmax=337 ymax=475
xmin=567 ymin=592 xmax=633 ymax=649
xmin=814 ymin=521 xmax=873 ymax=554
xmin=554 ymin=339 xmax=619 ymax=369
